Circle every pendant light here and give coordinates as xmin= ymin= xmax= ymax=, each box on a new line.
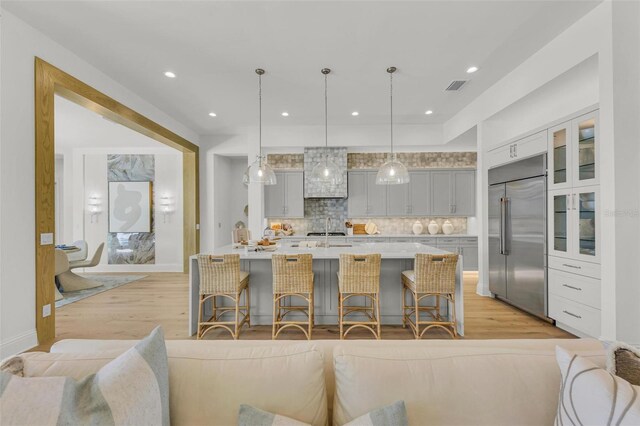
xmin=376 ymin=66 xmax=410 ymax=185
xmin=243 ymin=68 xmax=277 ymax=185
xmin=310 ymin=68 xmax=343 ymax=185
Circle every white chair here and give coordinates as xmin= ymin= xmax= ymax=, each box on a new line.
xmin=69 ymin=243 xmax=104 ymax=270
xmin=55 ymin=249 xmax=102 ymax=293
xmin=66 ymin=240 xmax=88 ymax=262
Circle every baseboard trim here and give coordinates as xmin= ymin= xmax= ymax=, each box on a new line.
xmin=1 ymin=329 xmax=38 ymax=358
xmin=476 ymin=281 xmax=492 ymax=297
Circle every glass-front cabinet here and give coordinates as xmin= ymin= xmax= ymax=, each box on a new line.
xmin=548 ymin=186 xmax=599 ymax=263
xmin=548 ymin=111 xmax=599 ymax=190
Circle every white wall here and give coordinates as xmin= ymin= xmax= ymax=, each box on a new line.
xmin=66 ymin=148 xmax=183 ymax=272
xmin=0 ymin=10 xmax=199 ymax=357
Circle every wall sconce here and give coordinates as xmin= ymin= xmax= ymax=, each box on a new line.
xmin=87 ymin=194 xmax=102 ymax=223
xmin=159 ymin=194 xmax=174 ymax=223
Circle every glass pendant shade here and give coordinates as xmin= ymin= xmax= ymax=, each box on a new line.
xmin=245 ymin=155 xmax=276 ymax=185
xmin=376 ymin=153 xmax=410 ymax=185
xmin=311 ymin=153 xmax=343 ymax=185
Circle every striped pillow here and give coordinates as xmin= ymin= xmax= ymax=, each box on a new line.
xmin=0 ymin=326 xmax=169 ymax=426
xmin=344 ymin=401 xmax=408 ymax=426
xmin=238 ymin=404 xmax=310 ymax=425
xmin=556 ymin=346 xmax=640 ymax=425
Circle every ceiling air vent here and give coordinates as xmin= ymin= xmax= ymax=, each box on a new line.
xmin=445 ymin=80 xmax=467 ymax=91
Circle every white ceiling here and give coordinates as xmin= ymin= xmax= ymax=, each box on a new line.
xmin=55 ymin=95 xmax=169 ymax=151
xmin=6 ymin=1 xmax=600 ymax=136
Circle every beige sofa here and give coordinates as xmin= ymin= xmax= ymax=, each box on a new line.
xmin=18 ymin=338 xmax=605 ymax=425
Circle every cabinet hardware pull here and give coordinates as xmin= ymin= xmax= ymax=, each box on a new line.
xmin=562 ymin=284 xmax=582 ymax=291
xmin=563 ymin=310 xmax=582 ymax=319
xmin=562 ymin=263 xmax=582 ymax=269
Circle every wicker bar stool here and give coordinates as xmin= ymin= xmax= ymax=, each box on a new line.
xmin=337 ymin=253 xmax=382 ymax=340
xmin=402 ymin=253 xmax=459 ymax=339
xmin=197 ymin=254 xmax=250 ymax=340
xmin=271 ymin=254 xmax=314 ymax=340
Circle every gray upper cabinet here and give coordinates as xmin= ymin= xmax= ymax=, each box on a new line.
xmin=430 ymin=170 xmax=476 ymax=216
xmin=366 ymin=172 xmax=387 ymax=216
xmin=452 ymin=170 xmax=476 ymax=216
xmin=347 ymin=171 xmax=368 ymax=217
xmin=387 ymin=170 xmax=430 ymax=216
xmin=264 ymin=171 xmax=304 ymax=218
xmin=409 ymin=171 xmax=431 ymax=216
xmin=348 ymin=171 xmax=387 ymax=217
xmin=430 ymin=171 xmax=453 ymax=215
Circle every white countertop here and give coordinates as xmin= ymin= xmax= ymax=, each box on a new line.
xmin=277 ymin=234 xmax=477 ymax=239
xmin=192 ymin=242 xmax=451 ymax=260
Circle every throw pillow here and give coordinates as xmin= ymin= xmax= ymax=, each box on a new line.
xmin=0 ymin=326 xmax=170 ymax=426
xmin=556 ymin=346 xmax=640 ymax=425
xmin=607 ymin=342 xmax=640 ymax=386
xmin=344 ymin=401 xmax=408 ymax=426
xmin=238 ymin=404 xmax=310 ymax=426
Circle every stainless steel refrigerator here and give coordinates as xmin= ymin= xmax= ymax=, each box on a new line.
xmin=488 ymin=154 xmax=548 ymax=319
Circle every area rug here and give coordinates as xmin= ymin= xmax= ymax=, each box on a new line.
xmin=56 ymin=274 xmax=148 ymax=309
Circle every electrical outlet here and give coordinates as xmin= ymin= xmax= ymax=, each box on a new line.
xmin=40 ymin=233 xmax=54 ymax=246
xmin=42 ymin=304 xmax=51 ymax=317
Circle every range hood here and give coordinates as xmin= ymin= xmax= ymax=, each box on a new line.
xmin=304 ymin=147 xmax=348 ymax=198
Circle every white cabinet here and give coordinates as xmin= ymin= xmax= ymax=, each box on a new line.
xmin=264 ymin=171 xmax=304 ymax=218
xmin=549 ymin=186 xmax=600 ymax=264
xmin=548 ymin=111 xmax=599 ymax=191
xmin=486 ymin=131 xmax=547 ymax=169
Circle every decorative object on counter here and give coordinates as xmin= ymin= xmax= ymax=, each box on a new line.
xmin=263 ymin=218 xmax=275 ymax=238
xmin=232 ymin=228 xmax=251 ymax=244
xmin=234 ymin=221 xmax=245 ymax=229
xmin=243 ymin=68 xmax=276 ymax=186
xmin=243 ymin=204 xmax=248 ymax=217
xmin=353 ymin=223 xmax=367 ymax=235
xmin=365 ymin=221 xmax=380 ymax=235
xmin=345 ymin=221 xmax=353 ymax=236
xmin=428 ymin=220 xmax=440 ymax=235
xmin=376 ymin=67 xmax=410 ymax=185
xmin=412 ymin=220 xmax=423 ymax=235
xmin=310 ymin=68 xmax=343 ymax=186
xmin=442 ymin=220 xmax=454 ymax=235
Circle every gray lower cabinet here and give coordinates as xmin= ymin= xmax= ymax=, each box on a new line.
xmin=436 ymin=237 xmax=478 ymax=271
xmin=264 ymin=171 xmax=304 ymax=218
xmin=348 ymin=171 xmax=387 ymax=217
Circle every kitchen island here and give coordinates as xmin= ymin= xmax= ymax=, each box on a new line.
xmin=188 ymin=242 xmax=464 ymax=336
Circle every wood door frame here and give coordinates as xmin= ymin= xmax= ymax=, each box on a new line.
xmin=35 ymin=58 xmax=200 ymax=344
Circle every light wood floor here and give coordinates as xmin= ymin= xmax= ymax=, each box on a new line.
xmin=36 ymin=271 xmax=572 ymax=351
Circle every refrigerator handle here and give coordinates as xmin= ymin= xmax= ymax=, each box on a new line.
xmin=499 ymin=197 xmax=507 ymax=255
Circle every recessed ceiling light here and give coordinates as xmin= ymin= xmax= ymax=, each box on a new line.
xmin=425 ymin=110 xmax=433 ymax=115
xmin=208 ymin=112 xmax=217 ymax=117
xmin=281 ymin=112 xmax=289 ymax=117
xmin=352 ymin=111 xmax=359 ymax=116
xmin=164 ymin=71 xmax=176 ymax=78
xmin=466 ymin=66 xmax=479 ymax=74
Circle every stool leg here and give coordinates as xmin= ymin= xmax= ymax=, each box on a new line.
xmin=197 ymin=295 xmax=204 ymax=340
xmin=308 ymin=292 xmax=313 ymax=341
xmin=246 ymin=285 xmax=251 ymax=327
xmin=272 ymin=294 xmax=277 ymax=340
xmin=401 ymin=285 xmax=406 ymax=329
xmin=451 ymin=293 xmax=458 ymax=338
xmin=234 ymin=293 xmax=240 ymax=340
xmin=339 ymin=292 xmax=344 ymax=340
xmin=375 ymin=293 xmax=381 ymax=340
xmin=414 ymin=292 xmax=420 ymax=339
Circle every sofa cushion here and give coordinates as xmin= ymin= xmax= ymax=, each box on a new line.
xmin=22 ymin=342 xmax=327 ymax=426
xmin=556 ymin=346 xmax=640 ymax=425
xmin=333 ymin=342 xmax=606 ymax=425
xmin=238 ymin=404 xmax=310 ymax=426
xmin=1 ymin=327 xmax=169 ymax=426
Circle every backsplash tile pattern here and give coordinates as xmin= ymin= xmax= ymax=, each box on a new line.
xmin=304 ymin=198 xmax=348 ymax=232
xmin=267 ymin=152 xmax=477 ymax=171
xmin=304 ymin=147 xmax=348 ymax=198
xmin=348 ymin=152 xmax=477 ymax=169
xmin=267 ymin=154 xmax=304 ymax=170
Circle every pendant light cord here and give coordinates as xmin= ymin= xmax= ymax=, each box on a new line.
xmin=324 ymin=73 xmax=328 ymax=149
xmin=258 ymin=72 xmax=263 ymax=166
xmin=390 ymin=70 xmax=394 ymax=156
